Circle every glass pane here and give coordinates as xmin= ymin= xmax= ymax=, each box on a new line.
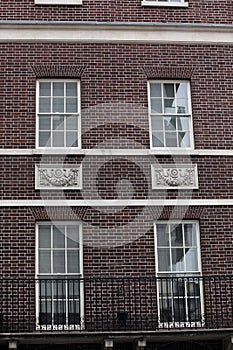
xmin=53 ymin=115 xmax=64 ymax=131
xmin=177 ymin=117 xmax=190 ymax=131
xmin=165 ymin=132 xmax=177 ymax=147
xmin=158 ymin=248 xmax=171 ymax=272
xmin=174 ymin=299 xmax=186 ymax=322
xmin=163 ymin=84 xmax=174 ymax=98
xmin=53 ymin=82 xmax=64 ymax=97
xmin=179 ymin=131 xmax=190 ymax=147
xmin=158 ymin=279 xmax=172 ymax=297
xmin=176 ymin=99 xmax=189 ymax=114
xmin=39 ymin=300 xmax=51 ymax=313
xmin=151 ymin=116 xmax=163 ymax=130
xmin=53 ymin=98 xmax=64 ymax=113
xmin=53 ymin=226 xmax=65 ymax=248
xmin=66 ymin=132 xmax=78 ymax=147
xmin=157 ymin=224 xmax=169 ymax=246
xmin=53 ymin=132 xmax=64 ymax=147
xmin=39 ymin=225 xmax=51 ymax=248
xmin=151 ymin=99 xmax=162 ymax=114
xmin=67 ymin=251 xmax=79 ymax=273
xmin=172 ymin=278 xmax=185 ymax=296
xmin=172 ymin=248 xmax=184 ymax=272
xmin=39 ymin=251 xmax=51 ymax=273
xmin=39 ymin=97 xmax=51 ymax=113
xmin=164 ymin=116 xmax=176 ymax=131
xmin=39 ymin=279 xmax=52 ymax=298
xmin=150 ymin=83 xmax=161 ymax=98
xmin=66 ymin=82 xmax=77 ymax=97
xmin=68 ymin=279 xmax=80 ymax=298
xmin=176 ymin=83 xmax=188 ymax=99
xmin=171 ymin=225 xmax=183 ymax=246
xmin=187 ymin=278 xmax=200 ymax=297
xmin=164 ymin=99 xmax=175 ymax=114
xmin=67 ymin=226 xmax=79 ymax=248
xmin=160 ymin=298 xmax=172 ymax=322
xmin=185 ymin=248 xmax=198 ymax=271
xmin=39 ymin=132 xmax=51 ymax=147
xmin=53 ymin=251 xmax=65 ymax=273
xmin=39 ymin=116 xmax=51 ymax=131
xmin=53 ymin=280 xmax=66 ymax=298
xmin=184 ymin=224 xmax=196 ymax=246
xmin=188 ymin=298 xmax=201 ymax=322
xmin=39 ymin=82 xmax=51 ymax=97
xmin=67 ymin=116 xmax=78 ymax=130
xmin=66 ymin=98 xmax=77 ymax=113
xmin=152 ymin=132 xmax=164 ymax=147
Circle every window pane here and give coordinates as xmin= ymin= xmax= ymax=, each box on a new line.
xmin=163 ymin=84 xmax=174 ymax=98
xmin=157 ymin=224 xmax=169 ymax=246
xmin=39 ymin=251 xmax=51 ymax=273
xmin=66 ymin=98 xmax=77 ymax=113
xmin=53 ymin=115 xmax=64 ymax=131
xmin=164 ymin=116 xmax=176 ymax=131
xmin=53 ymin=132 xmax=64 ymax=147
xmin=66 ymin=83 xmax=77 ymax=97
xmin=53 ymin=83 xmax=64 ymax=97
xmin=179 ymin=131 xmax=190 ymax=147
xmin=165 ymin=132 xmax=177 ymax=147
xmin=174 ymin=299 xmax=186 ymax=322
xmin=158 ymin=248 xmax=171 ymax=272
xmin=164 ymin=99 xmax=175 ymax=113
xmin=152 ymin=132 xmax=164 ymax=147
xmin=151 ymin=116 xmax=163 ymax=130
xmin=66 ymin=132 xmax=78 ymax=147
xmin=67 ymin=251 xmax=80 ymax=273
xmin=185 ymin=248 xmax=198 ymax=271
xmin=171 ymin=225 xmax=183 ymax=246
xmin=176 ymin=99 xmax=189 ymax=114
xmin=39 ymin=98 xmax=51 ymax=113
xmin=172 ymin=248 xmax=184 ymax=272
xmin=39 ymin=116 xmax=51 ymax=131
xmin=39 ymin=225 xmax=51 ymax=248
xmin=53 ymin=251 xmax=65 ymax=273
xmin=67 ymin=226 xmax=79 ymax=248
xmin=39 ymin=132 xmax=51 ymax=147
xmin=53 ymin=98 xmax=64 ymax=113
xmin=184 ymin=224 xmax=196 ymax=246
xmin=53 ymin=226 xmax=65 ymax=248
xmin=67 ymin=116 xmax=78 ymax=130
xmin=177 ymin=117 xmax=190 ymax=131
xmin=187 ymin=298 xmax=201 ymax=322
xmin=39 ymin=82 xmax=51 ymax=97
xmin=150 ymin=83 xmax=161 ymax=98
xmin=176 ymin=83 xmax=188 ymax=99
xmin=159 ymin=298 xmax=172 ymax=322
xmin=151 ymin=99 xmax=162 ymax=114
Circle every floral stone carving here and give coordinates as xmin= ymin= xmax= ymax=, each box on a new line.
xmin=36 ymin=165 xmax=81 ymax=189
xmin=152 ymin=164 xmax=198 ymax=189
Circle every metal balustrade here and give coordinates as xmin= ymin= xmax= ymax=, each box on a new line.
xmin=0 ymin=276 xmax=233 ymax=333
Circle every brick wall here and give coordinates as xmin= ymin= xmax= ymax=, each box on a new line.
xmin=1 ymin=43 xmax=232 ymax=149
xmin=0 ymin=0 xmax=232 ymax=24
xmin=0 ymin=206 xmax=232 ymax=278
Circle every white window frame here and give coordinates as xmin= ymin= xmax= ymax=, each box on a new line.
xmin=35 ymin=222 xmax=84 ymax=330
xmin=148 ymin=80 xmax=194 ymax=150
xmin=36 ymin=79 xmax=81 ymax=149
xmin=142 ymin=0 xmax=188 ymax=7
xmin=35 ymin=0 xmax=82 ymax=5
xmin=154 ymin=221 xmax=204 ymax=328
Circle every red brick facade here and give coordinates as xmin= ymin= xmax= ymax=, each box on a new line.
xmin=0 ymin=0 xmax=232 ymax=349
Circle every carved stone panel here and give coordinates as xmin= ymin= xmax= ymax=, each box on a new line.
xmin=35 ymin=165 xmax=82 ymax=189
xmin=152 ymin=164 xmax=198 ymax=189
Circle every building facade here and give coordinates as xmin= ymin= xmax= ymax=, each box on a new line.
xmin=0 ymin=0 xmax=233 ymax=349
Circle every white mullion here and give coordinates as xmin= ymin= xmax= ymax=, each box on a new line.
xmin=51 ymin=82 xmax=54 ymax=147
xmin=161 ymin=83 xmax=166 ymax=147
xmin=174 ymin=83 xmax=179 ymax=147
xmin=64 ymin=82 xmax=67 ymax=147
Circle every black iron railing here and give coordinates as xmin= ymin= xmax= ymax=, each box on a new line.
xmin=0 ymin=276 xmax=233 ymax=333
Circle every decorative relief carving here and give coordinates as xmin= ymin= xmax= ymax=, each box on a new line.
xmin=152 ymin=164 xmax=198 ymax=189
xmin=35 ymin=165 xmax=82 ymax=189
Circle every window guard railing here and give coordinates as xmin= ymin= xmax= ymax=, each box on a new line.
xmin=0 ymin=276 xmax=233 ymax=333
